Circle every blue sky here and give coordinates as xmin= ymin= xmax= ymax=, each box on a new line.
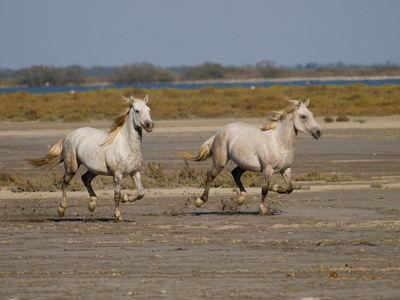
xmin=1 ymin=0 xmax=399 ymax=69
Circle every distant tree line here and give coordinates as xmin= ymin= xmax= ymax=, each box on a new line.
xmin=1 ymin=61 xmax=399 ymax=87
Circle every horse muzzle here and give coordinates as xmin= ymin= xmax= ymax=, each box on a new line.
xmin=144 ymin=121 xmax=154 ymax=132
xmin=311 ymin=128 xmax=322 ymax=139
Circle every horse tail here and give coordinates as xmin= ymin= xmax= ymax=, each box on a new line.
xmin=26 ymin=136 xmax=66 ymax=169
xmin=179 ymin=135 xmax=214 ymax=161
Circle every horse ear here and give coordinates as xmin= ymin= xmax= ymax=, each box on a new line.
xmin=304 ymin=99 xmax=310 ymax=107
xmin=144 ymin=95 xmax=149 ymax=103
xmin=287 ymin=98 xmax=299 ymax=106
xmin=122 ymin=96 xmax=131 ymax=104
xmin=130 ymin=96 xmax=136 ymax=104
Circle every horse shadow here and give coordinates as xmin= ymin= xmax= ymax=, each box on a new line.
xmin=48 ymin=217 xmax=135 ymax=223
xmin=187 ymin=210 xmax=284 ymax=216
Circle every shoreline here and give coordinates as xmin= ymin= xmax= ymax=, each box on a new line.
xmin=2 ymin=75 xmax=400 ymax=89
xmin=175 ymin=75 xmax=400 ymax=85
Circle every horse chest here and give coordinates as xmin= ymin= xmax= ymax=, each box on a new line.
xmin=106 ymin=143 xmax=143 ymax=174
xmin=275 ymin=154 xmax=293 ymax=172
xmin=259 ymin=144 xmax=293 ymax=172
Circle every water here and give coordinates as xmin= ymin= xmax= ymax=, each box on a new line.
xmin=1 ymin=77 xmax=399 ymax=95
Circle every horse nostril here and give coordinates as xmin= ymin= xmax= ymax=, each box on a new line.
xmin=145 ymin=121 xmax=154 ymax=131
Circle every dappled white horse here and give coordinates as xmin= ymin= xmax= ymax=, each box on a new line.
xmin=180 ymin=99 xmax=321 ymax=215
xmin=27 ymin=95 xmax=154 ymax=220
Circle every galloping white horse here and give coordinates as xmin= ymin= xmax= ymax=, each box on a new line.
xmin=27 ymin=95 xmax=154 ymax=220
xmin=180 ymin=99 xmax=322 ymax=215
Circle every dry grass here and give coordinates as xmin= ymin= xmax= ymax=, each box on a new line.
xmin=1 ymin=84 xmax=400 ymax=122
xmin=1 ymin=163 xmax=355 ymax=193
xmin=294 ymin=170 xmax=355 ymax=182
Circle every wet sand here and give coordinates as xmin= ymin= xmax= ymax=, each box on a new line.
xmin=0 ymin=117 xmax=400 ymax=299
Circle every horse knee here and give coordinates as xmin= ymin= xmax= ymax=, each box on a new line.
xmin=121 ymin=190 xmax=144 ymax=203
xmin=114 ymin=192 xmax=121 ymax=202
xmin=261 ymin=186 xmax=269 ymax=196
xmin=63 ymin=173 xmax=75 ymax=186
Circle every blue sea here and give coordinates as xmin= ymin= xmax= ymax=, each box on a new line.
xmin=1 ymin=77 xmax=399 ymax=95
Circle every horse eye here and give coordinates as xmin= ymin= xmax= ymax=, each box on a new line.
xmin=134 ymin=110 xmax=139 ymax=113
xmin=300 ymin=115 xmax=306 ymax=119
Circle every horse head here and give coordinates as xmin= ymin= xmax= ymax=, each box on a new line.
xmin=292 ymin=99 xmax=322 ymax=139
xmin=127 ymin=95 xmax=154 ymax=132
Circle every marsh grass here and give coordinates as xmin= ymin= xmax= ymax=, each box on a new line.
xmin=294 ymin=170 xmax=355 ymax=182
xmin=370 ymin=182 xmax=383 ymax=189
xmin=1 ymin=165 xmax=356 ymax=193
xmin=1 ymin=84 xmax=400 ymax=122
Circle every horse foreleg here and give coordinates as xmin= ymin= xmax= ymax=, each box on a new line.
xmin=231 ymin=166 xmax=247 ymax=206
xmin=113 ymin=174 xmax=123 ymax=221
xmin=122 ymin=172 xmax=145 ymax=203
xmin=260 ymin=168 xmax=273 ymax=215
xmin=82 ymin=171 xmax=98 ymax=212
xmin=268 ymin=168 xmax=293 ymax=194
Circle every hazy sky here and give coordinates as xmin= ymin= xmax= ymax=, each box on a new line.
xmin=1 ymin=0 xmax=399 ymax=69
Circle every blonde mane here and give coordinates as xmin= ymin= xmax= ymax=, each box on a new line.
xmin=101 ymin=98 xmax=132 ymax=146
xmin=260 ymin=101 xmax=297 ymax=131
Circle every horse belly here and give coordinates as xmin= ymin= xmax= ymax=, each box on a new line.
xmin=75 ymin=135 xmax=109 ymax=175
xmin=226 ymin=128 xmax=263 ymax=172
xmin=79 ymin=146 xmax=109 ymax=175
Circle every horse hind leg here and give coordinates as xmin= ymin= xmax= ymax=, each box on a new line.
xmin=196 ymin=163 xmax=225 ymax=207
xmin=58 ymin=151 xmax=79 ymax=217
xmin=82 ymin=171 xmax=98 ymax=212
xmin=59 ymin=171 xmax=76 ymax=217
xmin=231 ymin=166 xmax=247 ymax=206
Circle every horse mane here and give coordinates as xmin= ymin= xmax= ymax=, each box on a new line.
xmin=260 ymin=100 xmax=297 ymax=131
xmin=101 ymin=98 xmax=132 ymax=146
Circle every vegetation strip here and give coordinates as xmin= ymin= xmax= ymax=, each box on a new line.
xmin=1 ymin=85 xmax=399 ymax=122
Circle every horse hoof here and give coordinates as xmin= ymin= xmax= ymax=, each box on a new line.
xmin=57 ymin=206 xmax=66 ymax=217
xmin=259 ymin=205 xmax=271 ymax=216
xmin=88 ymin=197 xmax=97 ymax=212
xmin=237 ymin=192 xmax=247 ymax=206
xmin=195 ymin=198 xmax=205 ymax=207
xmin=121 ymin=193 xmax=129 ymax=203
xmin=88 ymin=203 xmax=96 ymax=212
xmin=114 ymin=214 xmax=123 ymax=221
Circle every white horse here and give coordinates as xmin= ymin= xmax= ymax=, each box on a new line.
xmin=180 ymin=99 xmax=322 ymax=215
xmin=27 ymin=95 xmax=154 ymax=220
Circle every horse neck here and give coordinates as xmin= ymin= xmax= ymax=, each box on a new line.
xmin=273 ymin=113 xmax=297 ymax=148
xmin=120 ymin=109 xmax=142 ymax=147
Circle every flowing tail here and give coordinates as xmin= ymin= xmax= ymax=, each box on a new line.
xmin=179 ymin=135 xmax=214 ymax=161
xmin=26 ymin=136 xmax=66 ymax=169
